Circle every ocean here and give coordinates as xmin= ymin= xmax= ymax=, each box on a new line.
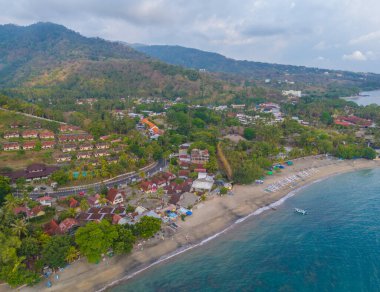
xmin=343 ymin=90 xmax=380 ymax=106
xmin=111 ymin=168 xmax=380 ymax=292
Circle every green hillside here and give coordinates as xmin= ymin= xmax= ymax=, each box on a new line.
xmin=134 ymin=45 xmax=380 ymax=90
xmin=0 ymin=23 xmax=227 ymax=101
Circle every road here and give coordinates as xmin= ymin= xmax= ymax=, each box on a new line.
xmin=0 ymin=107 xmax=67 ymax=124
xmin=28 ymin=159 xmax=167 ymax=199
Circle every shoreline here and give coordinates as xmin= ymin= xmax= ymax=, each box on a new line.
xmin=20 ymin=157 xmax=380 ymax=292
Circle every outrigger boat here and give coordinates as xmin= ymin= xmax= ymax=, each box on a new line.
xmin=294 ymin=208 xmax=307 ymax=215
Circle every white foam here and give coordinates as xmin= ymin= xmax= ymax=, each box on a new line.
xmin=95 ymin=177 xmax=326 ymax=292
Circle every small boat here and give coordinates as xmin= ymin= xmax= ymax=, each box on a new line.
xmin=294 ymin=208 xmax=307 ymax=215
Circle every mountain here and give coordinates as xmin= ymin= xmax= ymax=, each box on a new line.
xmin=134 ymin=45 xmax=380 ymax=90
xmin=0 ymin=23 xmax=223 ymax=101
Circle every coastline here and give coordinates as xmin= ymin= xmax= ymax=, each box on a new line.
xmin=19 ymin=157 xmax=380 ymax=292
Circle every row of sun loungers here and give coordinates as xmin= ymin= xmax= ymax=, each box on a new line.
xmin=264 ymin=168 xmax=319 ymax=193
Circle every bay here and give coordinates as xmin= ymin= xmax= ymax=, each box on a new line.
xmin=111 ymin=168 xmax=380 ymax=292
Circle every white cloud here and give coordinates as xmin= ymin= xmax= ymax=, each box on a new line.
xmin=342 ymin=51 xmax=367 ymax=61
xmin=349 ymin=31 xmax=380 ymax=45
xmin=2 ymin=0 xmax=380 ymax=72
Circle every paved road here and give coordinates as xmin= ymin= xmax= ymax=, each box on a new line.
xmin=0 ymin=107 xmax=66 ymax=125
xmin=28 ymin=159 xmax=167 ymax=199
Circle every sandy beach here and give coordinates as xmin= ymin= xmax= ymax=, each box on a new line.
xmin=14 ymin=156 xmax=380 ymax=292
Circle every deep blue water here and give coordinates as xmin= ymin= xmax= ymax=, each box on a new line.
xmin=111 ymin=168 xmax=380 ymax=292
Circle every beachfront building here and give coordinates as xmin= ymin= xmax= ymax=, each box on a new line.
xmin=191 ymin=173 xmax=214 ymax=193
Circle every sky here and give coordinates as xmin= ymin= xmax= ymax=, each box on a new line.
xmin=1 ymin=0 xmax=380 ymax=73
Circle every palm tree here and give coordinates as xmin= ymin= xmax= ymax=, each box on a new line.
xmin=98 ymin=196 xmax=108 ymax=206
xmin=11 ymin=218 xmax=29 ymax=237
xmin=80 ymin=199 xmax=89 ymax=211
xmin=156 ymin=187 xmax=165 ymax=199
xmin=4 ymin=194 xmax=20 ymax=211
xmin=65 ymin=246 xmax=79 ymax=263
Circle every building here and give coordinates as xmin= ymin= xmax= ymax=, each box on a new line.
xmin=191 ymin=173 xmax=214 ymax=193
xmin=334 ymin=116 xmax=373 ymax=128
xmin=79 ymin=144 xmax=93 ymax=151
xmin=95 ymin=143 xmax=109 ymax=150
xmin=282 ymin=90 xmax=302 ymax=98
xmin=141 ymin=118 xmax=163 ymax=137
xmin=4 ymin=132 xmax=19 ymax=139
xmin=94 ymin=150 xmax=110 ymax=157
xmin=56 ymin=154 xmax=71 ymax=163
xmin=39 ymin=130 xmax=55 ymax=139
xmin=23 ymin=141 xmax=37 ymax=150
xmin=62 ymin=144 xmax=77 ymax=153
xmin=22 ymin=130 xmax=38 ymax=139
xmin=3 ymin=142 xmax=20 ymax=151
xmin=107 ymin=188 xmax=125 ymax=205
xmin=4 ymin=163 xmax=59 ymax=182
xmin=77 ymin=152 xmax=91 ymax=159
xmin=231 ymin=104 xmax=246 ymax=110
xmin=60 ymin=124 xmax=80 ymax=132
xmin=58 ymin=134 xmax=93 ymax=143
xmin=58 ymin=218 xmax=79 ymax=234
xmin=36 ymin=196 xmax=54 ymax=207
xmin=140 ymin=181 xmax=157 ymax=193
xmin=41 ymin=141 xmax=55 ymax=149
xmin=191 ymin=149 xmax=210 ymax=165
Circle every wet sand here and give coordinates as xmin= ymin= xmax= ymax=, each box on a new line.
xmin=16 ymin=157 xmax=380 ymax=292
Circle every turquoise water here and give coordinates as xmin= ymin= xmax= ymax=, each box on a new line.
xmin=111 ymin=168 xmax=380 ymax=292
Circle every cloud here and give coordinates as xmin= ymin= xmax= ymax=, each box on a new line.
xmin=1 ymin=0 xmax=380 ymax=72
xmin=349 ymin=31 xmax=380 ymax=45
xmin=342 ymin=51 xmax=367 ymax=61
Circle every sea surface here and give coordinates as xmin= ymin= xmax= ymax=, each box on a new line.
xmin=344 ymin=89 xmax=380 ymax=106
xmin=111 ymin=168 xmax=380 ymax=292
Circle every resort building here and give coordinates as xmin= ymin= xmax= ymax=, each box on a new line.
xmin=56 ymin=154 xmax=72 ymax=163
xmin=4 ymin=132 xmax=20 ymax=139
xmin=23 ymin=141 xmax=36 ymax=150
xmin=191 ymin=149 xmax=210 ymax=165
xmin=22 ymin=130 xmax=38 ymax=139
xmin=77 ymin=152 xmax=91 ymax=159
xmin=62 ymin=144 xmax=77 ymax=153
xmin=95 ymin=143 xmax=109 ymax=150
xmin=41 ymin=141 xmax=55 ymax=149
xmin=39 ymin=130 xmax=55 ymax=139
xmin=3 ymin=142 xmax=20 ymax=151
xmin=4 ymin=163 xmax=59 ymax=182
xmin=79 ymin=144 xmax=93 ymax=151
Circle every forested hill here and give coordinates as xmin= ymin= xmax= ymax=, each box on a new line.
xmin=0 ymin=23 xmax=224 ymax=101
xmin=134 ymin=45 xmax=380 ymax=89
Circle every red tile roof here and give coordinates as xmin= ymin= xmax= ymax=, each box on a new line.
xmin=59 ymin=218 xmax=79 ymax=233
